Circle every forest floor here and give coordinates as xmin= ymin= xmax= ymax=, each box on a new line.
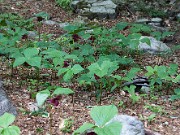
xmin=0 ymin=0 xmax=180 ymax=135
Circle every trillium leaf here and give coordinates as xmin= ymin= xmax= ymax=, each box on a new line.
xmin=57 ymin=68 xmax=69 ymax=76
xmin=52 ymin=87 xmax=74 ymax=95
xmin=27 ymin=57 xmax=41 ymax=68
xmin=13 ymin=57 xmax=26 ymax=67
xmin=63 ymin=70 xmax=73 ymax=82
xmin=0 ymin=113 xmax=15 ymax=128
xmin=73 ymin=123 xmax=95 ymax=135
xmin=3 ymin=126 xmax=20 ymax=135
xmin=23 ymin=48 xmax=39 ymax=58
xmin=71 ymin=64 xmax=84 ymax=74
xmin=90 ymin=105 xmax=118 ymax=127
xmin=94 ymin=121 xmax=122 ymax=135
xmin=36 ymin=89 xmax=50 ymax=107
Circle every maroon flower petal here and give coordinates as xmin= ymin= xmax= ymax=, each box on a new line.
xmin=47 ymin=95 xmax=61 ymax=106
xmin=63 ymin=61 xmax=69 ymax=68
xmin=72 ymin=34 xmax=81 ymax=42
xmin=89 ymin=36 xmax=96 ymax=43
xmin=94 ymin=74 xmax=100 ymax=80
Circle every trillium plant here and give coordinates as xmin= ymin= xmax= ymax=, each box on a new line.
xmin=36 ymin=86 xmax=74 ymax=135
xmin=73 ymin=105 xmax=122 ymax=135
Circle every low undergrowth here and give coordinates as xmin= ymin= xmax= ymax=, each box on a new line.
xmin=0 ymin=11 xmax=179 ymax=135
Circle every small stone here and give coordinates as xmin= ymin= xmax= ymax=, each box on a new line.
xmin=151 ymin=17 xmax=163 ymax=23
xmin=136 ymin=18 xmax=149 ymax=23
xmin=28 ymin=102 xmax=39 ymax=112
xmin=138 ymin=36 xmax=171 ymax=54
xmin=58 ymin=22 xmax=69 ymax=28
xmin=176 ymin=13 xmax=180 ymax=20
xmin=28 ymin=31 xmax=37 ymax=39
xmin=43 ymin=20 xmax=58 ymax=25
xmin=163 ymin=121 xmax=169 ymax=125
xmin=148 ymin=22 xmax=161 ymax=27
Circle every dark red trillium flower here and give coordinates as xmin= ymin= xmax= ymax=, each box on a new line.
xmin=87 ymin=132 xmax=97 ymax=135
xmin=47 ymin=95 xmax=61 ymax=106
xmin=63 ymin=61 xmax=69 ymax=68
xmin=88 ymin=36 xmax=96 ymax=43
xmin=37 ymin=16 xmax=44 ymax=22
xmin=72 ymin=34 xmax=81 ymax=42
xmin=94 ymin=74 xmax=100 ymax=80
xmin=22 ymin=34 xmax=28 ymax=40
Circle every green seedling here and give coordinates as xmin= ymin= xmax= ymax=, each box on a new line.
xmin=0 ymin=113 xmax=20 ymax=135
xmin=73 ymin=105 xmax=122 ymax=135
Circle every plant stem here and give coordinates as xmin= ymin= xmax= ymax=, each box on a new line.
xmin=99 ymin=81 xmax=102 ymax=104
xmin=49 ymin=106 xmax=53 ymax=135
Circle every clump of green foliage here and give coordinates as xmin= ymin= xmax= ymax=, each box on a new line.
xmin=0 ymin=113 xmax=20 ymax=135
xmin=55 ymin=0 xmax=72 ymax=10
xmin=0 ymin=13 xmax=34 ymax=30
xmin=0 ymin=11 xmax=180 ymax=134
xmin=73 ymin=105 xmax=122 ymax=135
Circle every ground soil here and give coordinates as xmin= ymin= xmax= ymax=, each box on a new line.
xmin=0 ymin=0 xmax=180 ymax=135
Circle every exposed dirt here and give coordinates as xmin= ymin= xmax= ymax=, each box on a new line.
xmin=0 ymin=0 xmax=180 ymax=135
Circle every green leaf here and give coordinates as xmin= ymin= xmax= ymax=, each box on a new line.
xmin=63 ymin=70 xmax=73 ymax=82
xmin=2 ymin=126 xmax=20 ymax=135
xmin=170 ymin=89 xmax=180 ymax=101
xmin=73 ymin=123 xmax=95 ymax=135
xmin=170 ymin=95 xmax=180 ymax=101
xmin=94 ymin=121 xmax=122 ymax=135
xmin=53 ymin=57 xmax=64 ymax=67
xmin=88 ymin=61 xmax=115 ymax=78
xmin=111 ymin=75 xmax=122 ymax=80
xmin=172 ymin=75 xmax=180 ymax=83
xmin=0 ymin=113 xmax=15 ymax=128
xmin=148 ymin=114 xmax=156 ymax=122
xmin=168 ymin=64 xmax=178 ymax=75
xmin=23 ymin=48 xmax=39 ymax=58
xmin=116 ymin=22 xmax=128 ymax=30
xmin=126 ymin=68 xmax=140 ymax=79
xmin=90 ymin=105 xmax=118 ymax=127
xmin=71 ymin=64 xmax=84 ymax=74
xmin=34 ymin=12 xmax=50 ymax=20
xmin=52 ymin=87 xmax=74 ymax=95
xmin=36 ymin=89 xmax=50 ymax=107
xmin=88 ymin=63 xmax=101 ymax=74
xmin=141 ymin=37 xmax=151 ymax=45
xmin=145 ymin=66 xmax=155 ymax=76
xmin=80 ymin=44 xmax=94 ymax=56
xmin=57 ymin=68 xmax=69 ymax=76
xmin=64 ymin=25 xmax=79 ymax=33
xmin=13 ymin=57 xmax=26 ymax=67
xmin=26 ymin=57 xmax=41 ymax=68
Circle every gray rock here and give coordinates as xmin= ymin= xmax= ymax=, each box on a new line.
xmin=151 ymin=18 xmax=162 ymax=23
xmin=148 ymin=22 xmax=161 ymax=27
xmin=136 ymin=18 xmax=163 ymax=27
xmin=70 ymin=0 xmax=118 ymax=19
xmin=108 ymin=115 xmax=145 ymax=135
xmin=0 ymin=79 xmax=17 ymax=116
xmin=90 ymin=6 xmax=106 ymax=13
xmin=43 ymin=20 xmax=58 ymax=25
xmin=111 ymin=0 xmax=126 ymax=4
xmin=176 ymin=13 xmax=180 ymax=20
xmin=136 ymin=18 xmax=149 ymax=23
xmin=58 ymin=22 xmax=70 ymax=28
xmin=138 ymin=36 xmax=171 ymax=54
xmin=28 ymin=31 xmax=37 ymax=39
xmin=92 ymin=0 xmax=117 ymax=9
